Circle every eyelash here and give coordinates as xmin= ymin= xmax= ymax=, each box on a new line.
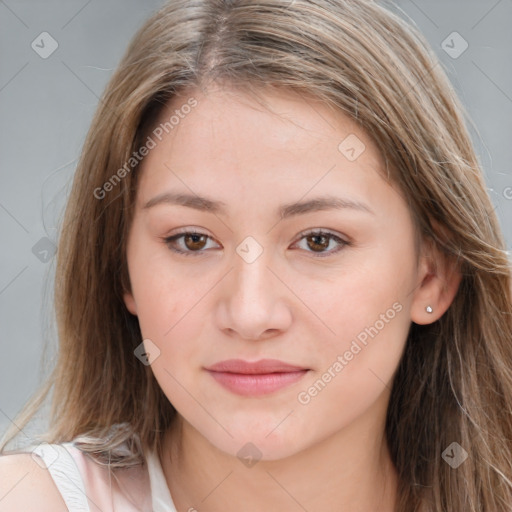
xmin=162 ymin=228 xmax=350 ymax=258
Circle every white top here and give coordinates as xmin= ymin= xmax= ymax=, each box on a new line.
xmin=29 ymin=441 xmax=178 ymax=511
xmin=146 ymin=447 xmax=178 ymax=512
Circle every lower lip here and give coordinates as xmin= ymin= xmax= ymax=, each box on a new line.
xmin=207 ymin=370 xmax=309 ymax=397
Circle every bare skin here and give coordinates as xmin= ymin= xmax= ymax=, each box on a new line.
xmin=123 ymin=85 xmax=461 ymax=511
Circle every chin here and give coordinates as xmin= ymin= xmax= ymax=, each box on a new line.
xmin=199 ymin=417 xmax=309 ymax=463
xmin=218 ymin=433 xmax=304 ymax=463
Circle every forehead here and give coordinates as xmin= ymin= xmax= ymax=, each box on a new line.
xmin=159 ymin=85 xmax=377 ymax=151
xmin=138 ymin=86 xmax=386 ymax=190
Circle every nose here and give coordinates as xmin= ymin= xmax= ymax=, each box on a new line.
xmin=216 ymin=247 xmax=293 ymax=341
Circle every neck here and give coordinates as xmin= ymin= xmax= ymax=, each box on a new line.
xmin=160 ymin=401 xmax=398 ymax=511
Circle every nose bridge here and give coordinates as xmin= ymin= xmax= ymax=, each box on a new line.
xmin=231 ymin=238 xmax=272 ymax=306
xmin=219 ymin=237 xmax=289 ymax=339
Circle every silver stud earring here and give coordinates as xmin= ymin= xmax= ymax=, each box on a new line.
xmin=425 ymin=305 xmax=433 ymax=314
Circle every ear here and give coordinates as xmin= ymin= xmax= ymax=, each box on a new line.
xmin=410 ymin=236 xmax=463 ymax=325
xmin=123 ymin=291 xmax=138 ymax=316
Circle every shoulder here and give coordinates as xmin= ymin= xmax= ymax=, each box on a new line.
xmin=0 ymin=451 xmax=68 ymax=511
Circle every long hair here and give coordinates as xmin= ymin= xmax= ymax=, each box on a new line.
xmin=2 ymin=1 xmax=511 ymax=510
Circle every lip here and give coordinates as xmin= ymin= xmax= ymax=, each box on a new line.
xmin=206 ymin=358 xmax=307 ymax=374
xmin=205 ymin=359 xmax=309 ymax=397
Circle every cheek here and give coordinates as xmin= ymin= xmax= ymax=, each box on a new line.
xmin=135 ymin=283 xmax=203 ymax=351
xmin=127 ymin=242 xmax=199 ymax=335
xmin=129 ymin=261 xmax=213 ymax=366
xmin=296 ymin=240 xmax=415 ymax=397
xmin=301 ymin=254 xmax=413 ymax=349
xmin=293 ymin=293 xmax=410 ymax=437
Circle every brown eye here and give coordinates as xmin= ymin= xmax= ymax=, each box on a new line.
xmin=306 ymin=233 xmax=330 ymax=252
xmin=164 ymin=231 xmax=218 ymax=256
xmin=163 ymin=229 xmax=349 ymax=258
xmin=293 ymin=230 xmax=349 ymax=257
xmin=183 ymin=233 xmax=208 ymax=251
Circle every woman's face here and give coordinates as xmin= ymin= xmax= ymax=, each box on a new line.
xmin=123 ymin=86 xmax=428 ymax=460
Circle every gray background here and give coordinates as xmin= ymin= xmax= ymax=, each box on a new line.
xmin=1 ymin=0 xmax=511 ymax=441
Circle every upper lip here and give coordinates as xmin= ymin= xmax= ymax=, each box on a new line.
xmin=205 ymin=359 xmax=308 ymax=374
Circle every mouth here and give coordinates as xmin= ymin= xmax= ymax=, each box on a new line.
xmin=204 ymin=359 xmax=310 ymax=397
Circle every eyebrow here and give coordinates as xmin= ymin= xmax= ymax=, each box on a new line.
xmin=142 ymin=192 xmax=375 ymax=218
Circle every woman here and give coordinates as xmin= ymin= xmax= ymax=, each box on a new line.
xmin=1 ymin=0 xmax=511 ymax=510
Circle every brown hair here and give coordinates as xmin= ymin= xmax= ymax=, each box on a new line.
xmin=2 ymin=1 xmax=512 ymax=510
